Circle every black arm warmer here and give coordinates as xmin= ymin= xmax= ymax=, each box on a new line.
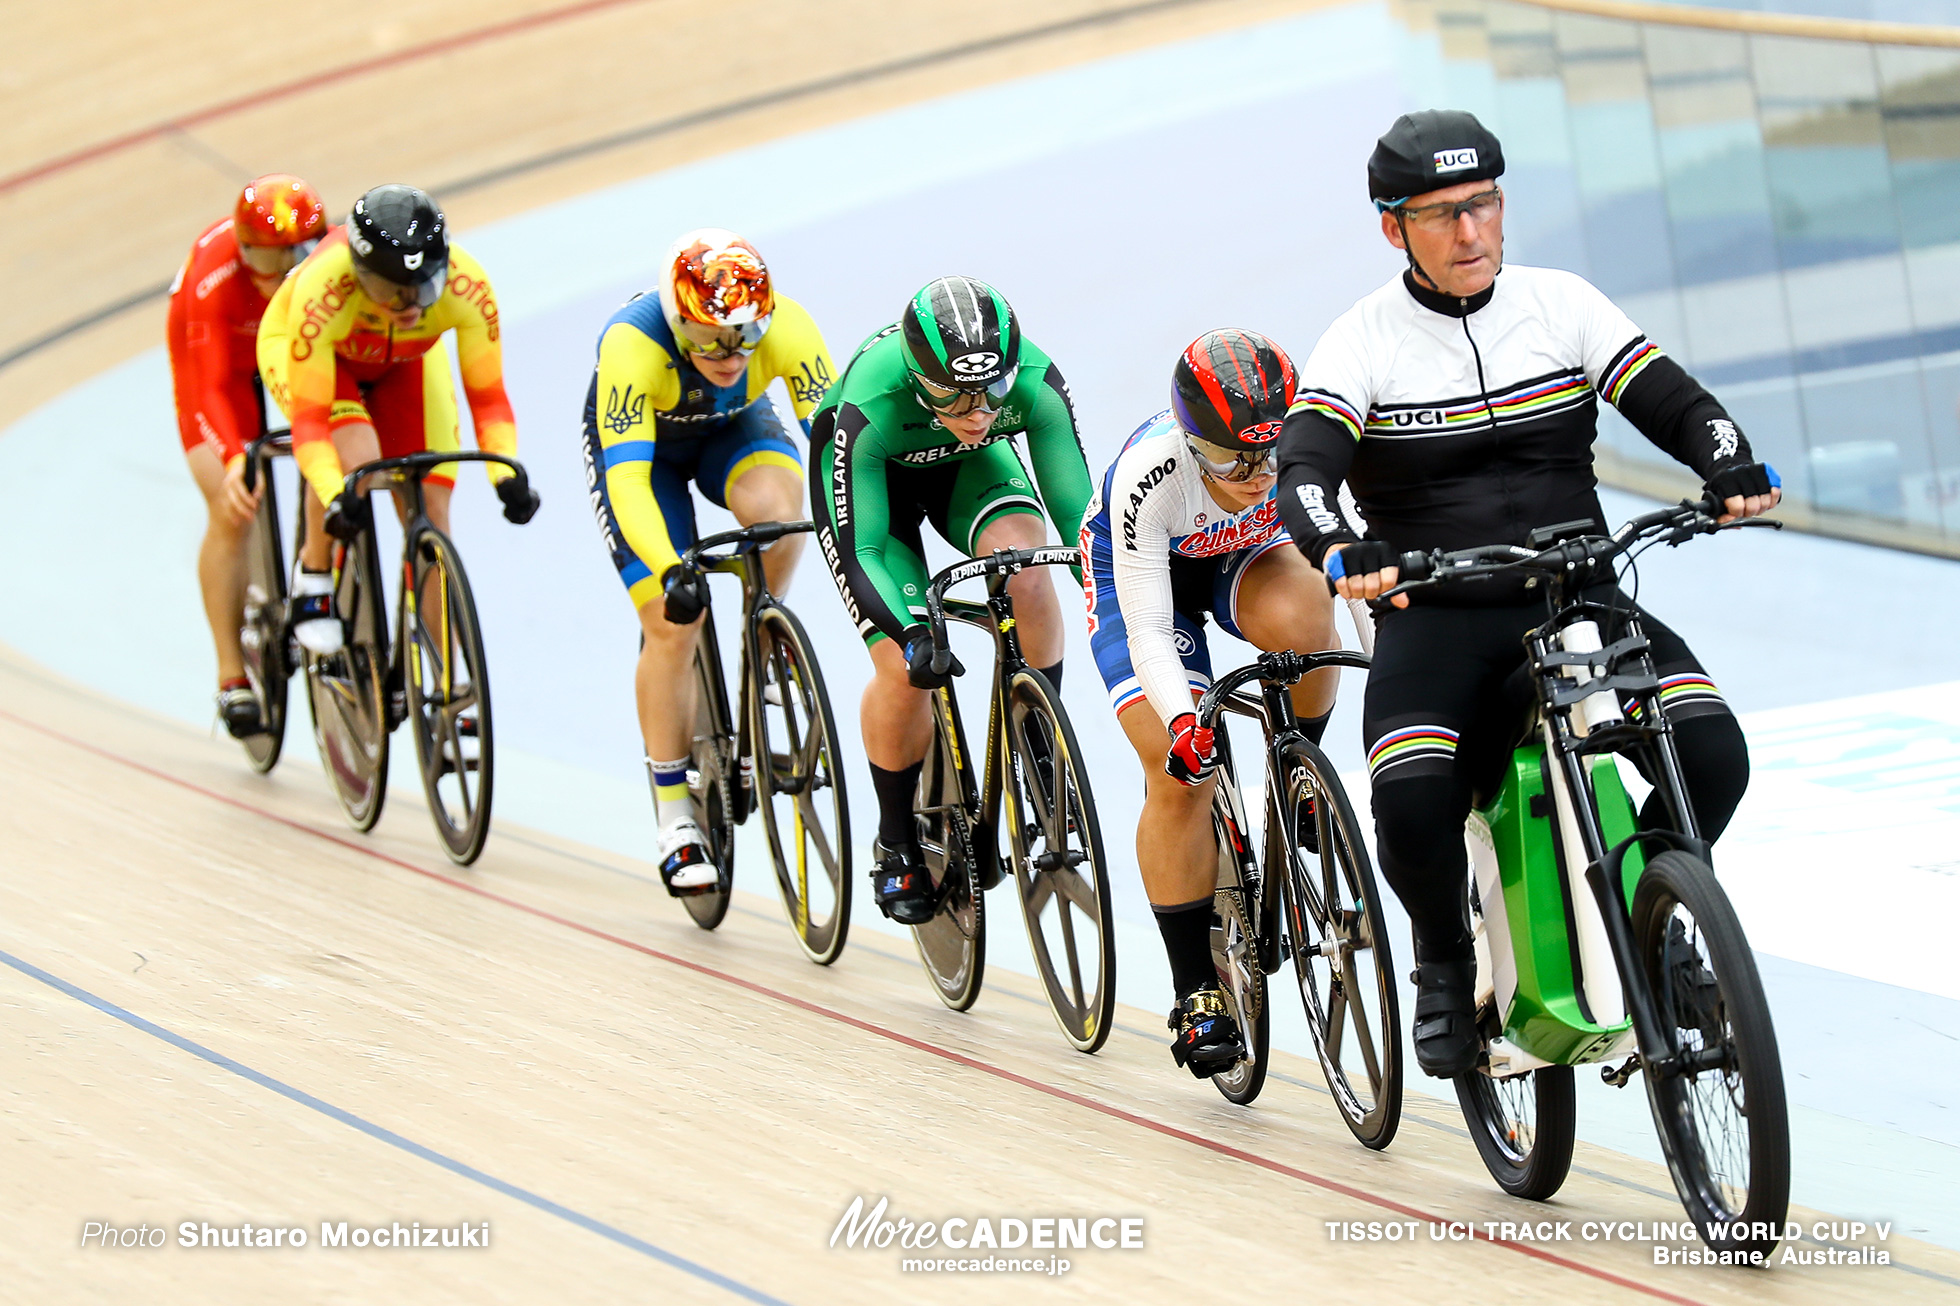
xmin=1275 ymin=407 xmax=1362 ymax=569
xmin=1611 ymin=354 xmax=1752 ymax=479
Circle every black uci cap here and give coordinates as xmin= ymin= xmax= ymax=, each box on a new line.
xmin=1368 ymin=110 xmax=1506 ymax=210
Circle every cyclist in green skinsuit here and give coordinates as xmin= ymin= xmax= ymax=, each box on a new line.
xmin=812 ymin=275 xmax=1092 ymax=924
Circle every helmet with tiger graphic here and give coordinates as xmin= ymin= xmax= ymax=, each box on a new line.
xmin=661 ymin=228 xmax=775 ymax=359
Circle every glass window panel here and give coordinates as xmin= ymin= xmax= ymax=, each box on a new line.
xmin=1556 ymin=14 xmax=1679 ymax=297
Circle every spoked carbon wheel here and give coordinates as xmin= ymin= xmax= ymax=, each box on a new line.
xmin=305 ymin=529 xmax=390 ymax=831
xmin=911 ymin=695 xmax=986 ymax=1011
xmin=752 ymin=605 xmax=852 ymax=965
xmin=1002 ymin=669 xmax=1114 ymax=1053
xmin=683 ymin=637 xmax=736 ymax=931
xmin=238 ymin=488 xmax=289 ymax=774
xmin=403 ymin=527 xmax=494 ymax=865
xmin=1279 ymin=739 xmax=1402 ymax=1148
xmin=1209 ymin=784 xmax=1270 ymax=1105
xmin=1455 ymin=1065 xmax=1577 ymax=1199
xmin=1633 ymin=850 xmax=1790 ymax=1258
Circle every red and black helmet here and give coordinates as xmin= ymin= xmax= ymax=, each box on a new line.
xmin=1170 ymin=328 xmax=1297 ymax=452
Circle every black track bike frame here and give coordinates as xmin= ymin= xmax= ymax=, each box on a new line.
xmin=921 ymin=546 xmax=1083 ymax=902
xmin=678 ymin=520 xmax=819 ymax=827
xmin=1197 ymin=648 xmax=1373 ymax=974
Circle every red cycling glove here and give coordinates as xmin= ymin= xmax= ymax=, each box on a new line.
xmin=1165 ymin=712 xmax=1218 ymax=786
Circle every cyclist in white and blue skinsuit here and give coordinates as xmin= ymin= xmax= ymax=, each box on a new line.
xmin=1079 ymin=329 xmax=1341 ymax=1081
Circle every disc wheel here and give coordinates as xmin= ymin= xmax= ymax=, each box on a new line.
xmin=238 ymin=479 xmax=289 ymax=774
xmin=402 ymin=527 xmax=495 ymax=865
xmin=1002 ymin=669 xmax=1114 ymax=1053
xmin=305 ymin=526 xmax=389 ymax=831
xmin=1455 ymin=1065 xmax=1577 ymax=1199
xmin=682 ymin=636 xmax=736 ymax=931
xmin=1633 ymin=850 xmax=1790 ymax=1258
xmin=752 ymin=605 xmax=852 ymax=965
xmin=1279 ymin=739 xmax=1402 ymax=1148
xmin=911 ymin=693 xmax=986 ymax=1011
xmin=1209 ymin=782 xmax=1270 ymax=1105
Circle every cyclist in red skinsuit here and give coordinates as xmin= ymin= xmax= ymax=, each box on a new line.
xmin=166 ymin=174 xmax=326 ymax=737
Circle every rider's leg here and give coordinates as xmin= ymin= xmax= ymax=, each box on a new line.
xmin=296 ymin=422 xmax=382 ymax=571
xmin=972 ymin=509 xmax=1064 ymax=669
xmin=724 ymin=464 xmax=807 ymax=594
xmin=1230 ymin=540 xmax=1339 ymax=740
xmin=707 ymin=405 xmax=807 ymax=596
xmin=1364 ymin=603 xmax=1525 ymax=1076
xmin=185 ymin=443 xmax=255 ymax=686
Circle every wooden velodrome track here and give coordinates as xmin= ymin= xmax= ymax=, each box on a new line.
xmin=5 ymin=1 xmax=1960 ymax=1301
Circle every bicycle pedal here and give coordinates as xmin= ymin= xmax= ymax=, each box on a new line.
xmin=1600 ymin=1055 xmax=1642 ymax=1089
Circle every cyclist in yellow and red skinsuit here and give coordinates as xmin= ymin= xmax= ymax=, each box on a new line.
xmin=258 ymin=184 xmax=537 ymax=655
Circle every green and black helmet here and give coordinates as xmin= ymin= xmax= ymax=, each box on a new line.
xmin=901 ymin=276 xmax=1022 ymax=393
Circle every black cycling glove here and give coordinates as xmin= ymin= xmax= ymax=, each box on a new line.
xmin=903 ymin=625 xmax=964 ymax=690
xmin=322 ymin=491 xmax=369 ymax=542
xmin=496 ymin=475 xmax=541 ymax=525
xmin=1703 ymin=461 xmax=1780 ymax=505
xmin=1326 ymin=539 xmax=1399 ymax=582
xmin=662 ymin=566 xmax=709 ymax=625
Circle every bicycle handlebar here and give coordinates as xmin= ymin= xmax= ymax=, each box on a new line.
xmin=679 ymin=519 xmax=816 ymax=570
xmin=240 ymin=431 xmax=293 ymax=493
xmin=1356 ymin=494 xmax=1781 ymax=605
xmin=340 ymin=451 xmax=528 ymax=498
xmin=921 ymin=547 xmax=1082 ymax=679
xmin=1194 ymin=648 xmax=1371 ymax=732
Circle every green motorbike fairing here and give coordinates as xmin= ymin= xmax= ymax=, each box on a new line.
xmin=1472 ymin=743 xmax=1647 ymax=1065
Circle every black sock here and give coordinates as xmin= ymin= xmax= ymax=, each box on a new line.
xmin=1301 ymin=709 xmax=1332 ymax=747
xmin=869 ymin=760 xmax=923 ymax=851
xmin=1037 ymin=659 xmax=1063 ymax=691
xmin=1153 ymin=899 xmax=1216 ymax=997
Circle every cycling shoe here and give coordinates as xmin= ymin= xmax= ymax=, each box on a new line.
xmin=1168 ymin=985 xmax=1246 ymax=1078
xmin=1411 ymin=955 xmax=1481 ymax=1078
xmin=658 ymin=821 xmax=719 ymax=895
xmin=871 ymin=840 xmax=936 ymax=926
xmin=218 ymin=682 xmax=264 ymax=738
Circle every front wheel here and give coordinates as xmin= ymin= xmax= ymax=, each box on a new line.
xmin=1002 ymin=668 xmax=1115 ymax=1053
xmin=305 ymin=526 xmax=390 ymax=831
xmin=238 ymin=480 xmax=289 ymax=774
xmin=683 ymin=629 xmax=737 ymax=931
xmin=1633 ymin=850 xmax=1790 ymax=1258
xmin=403 ymin=527 xmax=494 ymax=865
xmin=1454 ymin=1066 xmax=1577 ymax=1200
xmin=1279 ymin=738 xmax=1402 ymax=1148
xmin=1209 ymin=780 xmax=1270 ymax=1106
xmin=911 ymin=692 xmax=986 ymax=1011
xmin=751 ymin=605 xmax=852 ymax=965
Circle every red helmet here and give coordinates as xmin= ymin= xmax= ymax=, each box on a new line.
xmin=661 ymin=228 xmax=775 ymax=358
xmin=1171 ymin=329 xmax=1297 ymax=451
xmin=234 ymin=175 xmax=326 ymax=248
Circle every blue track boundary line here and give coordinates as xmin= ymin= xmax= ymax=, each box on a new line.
xmin=0 ymin=945 xmax=793 ymax=1305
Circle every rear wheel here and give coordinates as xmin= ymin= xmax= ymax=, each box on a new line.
xmin=1279 ymin=739 xmax=1402 ymax=1148
xmin=1633 ymin=850 xmax=1790 ymax=1258
xmin=752 ymin=605 xmax=852 ymax=965
xmin=403 ymin=527 xmax=494 ymax=865
xmin=1209 ymin=779 xmax=1270 ymax=1105
xmin=683 ymin=631 xmax=736 ymax=931
xmin=1002 ymin=669 xmax=1114 ymax=1052
xmin=1455 ymin=1066 xmax=1577 ymax=1199
xmin=238 ymin=476 xmax=289 ymax=773
xmin=305 ymin=524 xmax=389 ymax=831
xmin=912 ymin=694 xmax=986 ymax=1011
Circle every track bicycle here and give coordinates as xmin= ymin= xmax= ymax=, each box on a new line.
xmin=1191 ymin=649 xmax=1402 ymax=1146
xmin=908 ymin=547 xmax=1116 ymax=1053
xmin=666 ymin=521 xmax=853 ymax=964
xmin=1374 ymin=496 xmax=1790 ymax=1258
xmin=304 ymin=450 xmax=532 ymax=865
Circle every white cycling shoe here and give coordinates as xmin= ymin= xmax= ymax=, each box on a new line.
xmin=293 ymin=571 xmax=343 ymax=656
xmin=658 ymin=820 xmax=719 ymax=895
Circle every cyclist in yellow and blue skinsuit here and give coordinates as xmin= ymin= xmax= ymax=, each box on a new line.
xmin=579 ymin=228 xmax=835 ymax=893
